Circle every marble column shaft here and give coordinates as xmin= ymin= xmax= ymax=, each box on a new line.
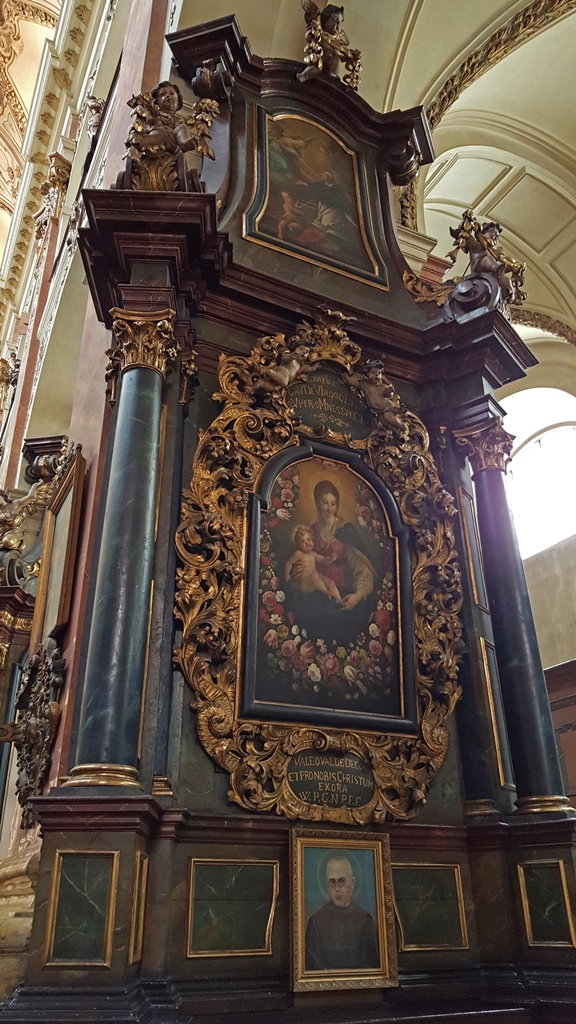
xmin=463 ymin=424 xmax=566 ymax=805
xmin=71 ymin=310 xmax=176 ymax=781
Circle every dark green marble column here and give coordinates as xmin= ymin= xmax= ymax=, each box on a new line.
xmin=66 ymin=309 xmax=176 ymax=787
xmin=456 ymin=419 xmax=570 ymax=815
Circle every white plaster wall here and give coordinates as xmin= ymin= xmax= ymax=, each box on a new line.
xmin=524 ymin=533 xmax=576 ymax=669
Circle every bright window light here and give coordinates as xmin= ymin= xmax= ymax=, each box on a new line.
xmin=499 ymin=389 xmax=576 ymax=560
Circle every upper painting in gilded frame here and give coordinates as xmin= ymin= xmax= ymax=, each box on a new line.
xmin=244 ymin=111 xmax=389 ymax=290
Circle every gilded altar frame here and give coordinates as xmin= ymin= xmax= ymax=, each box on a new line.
xmin=174 ymin=310 xmax=464 ymax=824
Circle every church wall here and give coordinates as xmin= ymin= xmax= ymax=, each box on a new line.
xmin=524 ymin=533 xmax=576 ymax=670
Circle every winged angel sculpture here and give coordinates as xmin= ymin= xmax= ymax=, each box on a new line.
xmin=297 ymin=2 xmax=362 ymax=91
xmin=122 ymin=80 xmax=219 ymax=191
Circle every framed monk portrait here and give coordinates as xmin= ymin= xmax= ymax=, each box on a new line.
xmin=291 ymin=830 xmax=397 ymax=991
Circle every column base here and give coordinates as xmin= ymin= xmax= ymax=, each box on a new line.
xmin=463 ymin=798 xmax=500 ymax=819
xmin=60 ymin=764 xmax=142 ymax=788
xmin=514 ymin=795 xmax=576 ymax=816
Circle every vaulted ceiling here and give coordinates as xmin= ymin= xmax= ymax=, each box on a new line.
xmin=3 ymin=0 xmax=575 ymax=386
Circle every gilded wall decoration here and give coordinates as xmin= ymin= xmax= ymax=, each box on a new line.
xmin=174 ymin=310 xmax=464 ymax=823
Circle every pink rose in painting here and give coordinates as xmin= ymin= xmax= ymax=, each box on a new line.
xmin=324 ymin=653 xmax=340 ymax=674
xmin=282 ymin=640 xmax=296 ymax=657
xmin=369 ymin=640 xmax=382 ymax=658
xmin=271 ymin=576 xmax=280 ymax=591
xmin=281 ymin=488 xmax=294 ymax=501
xmin=262 ymin=591 xmax=276 ymax=608
xmin=299 ymin=640 xmax=315 ymax=664
xmin=264 ymin=629 xmax=278 ymax=648
xmin=348 ymin=650 xmax=359 ymax=666
xmin=376 ymin=608 xmax=390 ymax=633
xmin=358 ymin=506 xmax=370 ymax=519
xmin=292 ymin=653 xmax=306 ymax=671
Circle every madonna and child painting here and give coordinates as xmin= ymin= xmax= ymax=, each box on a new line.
xmin=252 ymin=456 xmax=402 ymax=719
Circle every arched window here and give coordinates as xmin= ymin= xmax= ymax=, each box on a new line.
xmin=500 ymin=389 xmax=576 ymax=559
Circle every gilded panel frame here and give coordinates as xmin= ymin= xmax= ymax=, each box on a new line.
xmin=392 ymin=862 xmax=469 ymax=951
xmin=174 ymin=311 xmax=464 ymax=824
xmin=43 ymin=849 xmax=119 ymax=968
xmin=186 ymin=857 xmax=279 ymax=958
xmin=517 ymin=859 xmax=576 ymax=948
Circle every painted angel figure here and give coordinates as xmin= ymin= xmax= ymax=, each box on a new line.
xmin=446 ymin=209 xmax=526 ymax=306
xmin=123 ymin=80 xmax=219 ymax=191
xmin=297 ymin=2 xmax=362 ymax=90
xmin=345 ymin=361 xmax=408 ymax=439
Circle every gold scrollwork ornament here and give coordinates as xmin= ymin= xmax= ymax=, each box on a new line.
xmin=174 ymin=310 xmax=464 ymax=823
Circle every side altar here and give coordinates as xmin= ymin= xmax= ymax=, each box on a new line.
xmin=1 ymin=10 xmax=575 ymax=1024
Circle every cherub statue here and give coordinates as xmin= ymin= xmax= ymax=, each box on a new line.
xmin=123 ymin=80 xmax=219 ymax=191
xmin=254 ymin=343 xmax=311 ymax=394
xmin=297 ymin=2 xmax=362 ymax=90
xmin=447 ymin=210 xmax=526 ymax=306
xmin=345 ymin=360 xmax=408 ymax=439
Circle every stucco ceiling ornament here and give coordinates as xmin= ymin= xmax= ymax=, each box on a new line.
xmin=297 ymin=2 xmax=362 ymax=91
xmin=174 ymin=309 xmax=464 ymax=824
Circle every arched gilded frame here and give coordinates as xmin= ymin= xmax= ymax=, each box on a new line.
xmin=174 ymin=311 xmax=464 ymax=823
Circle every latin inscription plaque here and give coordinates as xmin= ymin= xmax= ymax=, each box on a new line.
xmin=288 ymin=369 xmax=371 ymax=439
xmin=286 ymin=749 xmax=375 ymax=810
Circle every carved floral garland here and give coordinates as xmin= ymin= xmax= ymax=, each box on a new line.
xmin=174 ymin=310 xmax=464 ymax=822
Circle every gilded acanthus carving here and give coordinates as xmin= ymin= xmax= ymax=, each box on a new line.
xmin=0 ymin=439 xmax=70 ymax=552
xmin=453 ymin=419 xmax=514 ymax=474
xmin=106 ymin=309 xmax=178 ymax=403
xmin=297 ymin=2 xmax=362 ymax=90
xmin=174 ymin=310 xmax=464 ymax=823
xmin=0 ymin=637 xmax=65 ymax=829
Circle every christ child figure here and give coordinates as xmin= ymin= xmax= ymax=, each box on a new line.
xmin=285 ymin=526 xmax=342 ymax=602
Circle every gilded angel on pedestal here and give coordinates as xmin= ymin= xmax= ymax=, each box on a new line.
xmin=122 ymin=80 xmax=219 ymax=191
xmin=297 ymin=2 xmax=362 ymax=91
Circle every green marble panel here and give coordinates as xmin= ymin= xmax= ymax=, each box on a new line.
xmin=50 ymin=853 xmax=116 ymax=964
xmin=392 ymin=864 xmax=467 ymax=950
xmin=521 ymin=862 xmax=575 ymax=945
xmin=188 ymin=860 xmax=278 ymax=956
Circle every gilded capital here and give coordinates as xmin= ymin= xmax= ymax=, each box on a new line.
xmin=453 ymin=419 xmax=514 ymax=474
xmin=106 ymin=308 xmax=178 ymax=400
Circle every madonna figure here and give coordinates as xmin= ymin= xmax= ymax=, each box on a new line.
xmin=287 ymin=479 xmax=376 ymax=645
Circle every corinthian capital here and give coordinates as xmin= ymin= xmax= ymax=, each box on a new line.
xmin=106 ymin=308 xmax=178 ymax=400
xmin=453 ymin=418 xmax=514 ymax=474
